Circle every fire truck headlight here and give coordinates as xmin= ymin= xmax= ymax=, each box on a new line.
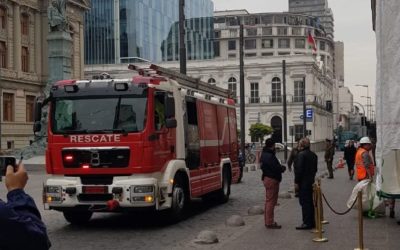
xmin=133 ymin=186 xmax=154 ymax=193
xmin=43 ymin=185 xmax=63 ymax=204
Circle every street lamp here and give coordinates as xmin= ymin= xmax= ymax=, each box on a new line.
xmin=355 ymin=84 xmax=369 ymax=120
xmin=361 ymin=96 xmax=371 ymax=121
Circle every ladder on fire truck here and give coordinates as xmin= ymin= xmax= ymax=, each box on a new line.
xmin=128 ymin=64 xmax=231 ymax=100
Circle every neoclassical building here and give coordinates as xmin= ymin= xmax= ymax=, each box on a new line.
xmin=86 ymin=10 xmax=336 ymax=150
xmin=0 ymin=0 xmax=89 ymax=150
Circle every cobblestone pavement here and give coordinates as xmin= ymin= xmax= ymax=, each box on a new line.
xmin=0 ymin=151 xmax=341 ymax=250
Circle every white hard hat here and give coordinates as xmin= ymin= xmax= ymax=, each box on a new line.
xmin=359 ymin=137 xmax=371 ymax=144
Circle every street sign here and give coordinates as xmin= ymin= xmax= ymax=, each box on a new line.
xmin=306 ymin=108 xmax=313 ymax=119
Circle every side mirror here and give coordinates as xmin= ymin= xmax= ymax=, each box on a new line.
xmin=33 ymin=122 xmax=42 ymax=133
xmin=34 ymin=98 xmax=43 ymax=123
xmin=164 ymin=96 xmax=175 ymax=118
xmin=165 ymin=118 xmax=177 ymax=129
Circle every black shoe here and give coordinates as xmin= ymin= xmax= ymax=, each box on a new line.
xmin=327 ymin=176 xmax=334 ymax=179
xmin=296 ymin=224 xmax=313 ymax=230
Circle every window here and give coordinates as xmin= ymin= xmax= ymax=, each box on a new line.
xmin=21 ymin=46 xmax=29 ymax=72
xmin=228 ymin=40 xmax=236 ymax=50
xmin=261 ymin=15 xmax=273 ymax=25
xmin=278 ymin=39 xmax=290 ymax=48
xmin=228 ymin=77 xmax=237 ymax=102
xmin=207 ymin=78 xmax=216 ymax=84
xmin=261 ymin=39 xmax=274 ymax=48
xmin=275 ymin=15 xmax=285 ymax=24
xmin=246 ymin=28 xmax=257 ymax=36
xmin=278 ymin=52 xmax=290 ymax=55
xmin=320 ymin=41 xmax=326 ymax=51
xmin=0 ymin=41 xmax=6 ymax=68
xmin=214 ymin=41 xmax=220 ymax=57
xmin=261 ymin=52 xmax=274 ymax=57
xmin=229 ymin=29 xmax=237 ymax=37
xmin=292 ymin=28 xmax=302 ymax=36
xmin=0 ymin=6 xmax=6 ymax=30
xmin=250 ymin=82 xmax=259 ymax=103
xmin=271 ymin=77 xmax=282 ymax=103
xmin=26 ymin=95 xmax=35 ymax=122
xmin=3 ymin=93 xmax=14 ymax=122
xmin=294 ymin=125 xmax=304 ymax=141
xmin=294 ymin=80 xmax=304 ymax=102
xmin=277 ymin=28 xmax=287 ymax=35
xmin=154 ymin=92 xmax=166 ymax=131
xmin=214 ymin=31 xmax=221 ymax=38
xmin=262 ymin=27 xmax=272 ymax=35
xmin=244 ymin=16 xmax=257 ymax=25
xmin=244 ymin=39 xmax=256 ymax=49
xmin=21 ymin=13 xmax=29 ymax=36
xmin=295 ymin=39 xmax=305 ymax=49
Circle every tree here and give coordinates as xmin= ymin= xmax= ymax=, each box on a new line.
xmin=249 ymin=123 xmax=273 ymax=143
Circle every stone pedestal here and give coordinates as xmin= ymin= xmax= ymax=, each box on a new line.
xmin=47 ymin=31 xmax=73 ymax=89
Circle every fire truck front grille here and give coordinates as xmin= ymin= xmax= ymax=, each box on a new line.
xmin=62 ymin=147 xmax=130 ymax=168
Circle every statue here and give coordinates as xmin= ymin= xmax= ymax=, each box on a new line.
xmin=48 ymin=0 xmax=68 ymax=32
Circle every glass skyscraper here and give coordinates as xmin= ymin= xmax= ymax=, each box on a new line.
xmin=85 ymin=0 xmax=214 ymax=65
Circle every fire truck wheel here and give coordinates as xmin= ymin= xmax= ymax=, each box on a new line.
xmin=63 ymin=211 xmax=93 ymax=225
xmin=217 ymin=167 xmax=231 ymax=203
xmin=168 ymin=175 xmax=188 ymax=221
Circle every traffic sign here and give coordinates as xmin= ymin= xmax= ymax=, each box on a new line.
xmin=306 ymin=108 xmax=313 ymax=119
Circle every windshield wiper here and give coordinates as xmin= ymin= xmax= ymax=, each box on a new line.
xmin=86 ymin=129 xmax=128 ymax=135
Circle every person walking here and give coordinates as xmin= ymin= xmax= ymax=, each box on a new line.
xmin=295 ymin=138 xmax=318 ymax=230
xmin=260 ymin=138 xmax=286 ymax=229
xmin=344 ymin=140 xmax=357 ymax=180
xmin=324 ymin=138 xmax=335 ymax=179
xmin=355 ymin=137 xmax=375 ymax=181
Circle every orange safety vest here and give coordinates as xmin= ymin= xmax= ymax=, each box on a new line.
xmin=355 ymin=147 xmax=375 ymax=181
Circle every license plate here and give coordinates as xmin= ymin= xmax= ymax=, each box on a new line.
xmin=82 ymin=186 xmax=108 ymax=194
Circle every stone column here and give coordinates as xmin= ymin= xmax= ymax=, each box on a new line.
xmin=13 ymin=4 xmax=21 ymax=75
xmin=47 ymin=31 xmax=73 ymax=88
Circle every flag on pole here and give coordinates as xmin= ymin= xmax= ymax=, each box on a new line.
xmin=307 ymin=31 xmax=317 ymax=54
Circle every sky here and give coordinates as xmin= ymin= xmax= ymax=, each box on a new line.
xmin=213 ymin=0 xmax=376 ymax=114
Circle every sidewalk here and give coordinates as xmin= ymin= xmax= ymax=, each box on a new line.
xmin=216 ymin=159 xmax=400 ymax=250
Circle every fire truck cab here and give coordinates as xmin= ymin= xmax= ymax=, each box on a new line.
xmin=34 ymin=64 xmax=240 ymax=224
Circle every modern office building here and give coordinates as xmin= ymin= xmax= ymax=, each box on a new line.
xmin=86 ymin=9 xmax=337 ymax=150
xmin=289 ymin=0 xmax=334 ymax=40
xmin=85 ymin=0 xmax=214 ymax=64
xmin=0 ymin=0 xmax=88 ymax=150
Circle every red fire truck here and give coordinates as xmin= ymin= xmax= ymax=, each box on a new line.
xmin=34 ymin=64 xmax=240 ymax=224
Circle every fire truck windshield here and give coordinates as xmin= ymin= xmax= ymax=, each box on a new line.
xmin=51 ymin=94 xmax=147 ymax=134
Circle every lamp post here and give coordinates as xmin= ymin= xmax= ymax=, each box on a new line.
xmin=179 ymin=0 xmax=186 ymax=75
xmin=355 ymin=84 xmax=369 ymax=120
xmin=361 ymin=96 xmax=371 ymax=121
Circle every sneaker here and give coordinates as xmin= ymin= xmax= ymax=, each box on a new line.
xmin=266 ymin=222 xmax=282 ymax=229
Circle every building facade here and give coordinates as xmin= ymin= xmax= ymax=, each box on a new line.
xmin=84 ymin=0 xmax=214 ymax=65
xmin=85 ymin=10 xmax=336 ymax=150
xmin=0 ymin=0 xmax=89 ymax=150
xmin=289 ymin=0 xmax=334 ymax=40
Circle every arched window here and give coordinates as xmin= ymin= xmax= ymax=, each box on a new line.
xmin=228 ymin=77 xmax=237 ymax=102
xmin=207 ymin=78 xmax=216 ymax=84
xmin=271 ymin=77 xmax=282 ymax=103
xmin=0 ymin=6 xmax=6 ymax=30
xmin=21 ymin=13 xmax=29 ymax=36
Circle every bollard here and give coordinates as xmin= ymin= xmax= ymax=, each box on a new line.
xmin=313 ymin=185 xmax=328 ymax=242
xmin=311 ymin=184 xmax=324 ymax=234
xmin=354 ymin=191 xmax=368 ymax=250
xmin=318 ymin=179 xmax=329 ymax=225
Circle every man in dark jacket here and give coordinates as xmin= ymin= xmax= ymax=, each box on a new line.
xmin=344 ymin=140 xmax=357 ymax=180
xmin=295 ymin=138 xmax=318 ymax=230
xmin=260 ymin=138 xmax=286 ymax=229
xmin=0 ymin=164 xmax=51 ymax=250
xmin=324 ymin=138 xmax=335 ymax=178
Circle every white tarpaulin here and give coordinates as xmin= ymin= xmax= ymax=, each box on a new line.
xmin=375 ymin=0 xmax=400 ymax=197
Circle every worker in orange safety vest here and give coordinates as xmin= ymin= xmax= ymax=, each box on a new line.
xmin=355 ymin=137 xmax=375 ymax=181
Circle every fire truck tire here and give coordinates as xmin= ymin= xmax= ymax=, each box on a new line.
xmin=217 ymin=167 xmax=231 ymax=203
xmin=63 ymin=211 xmax=93 ymax=225
xmin=166 ymin=174 xmax=188 ymax=221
